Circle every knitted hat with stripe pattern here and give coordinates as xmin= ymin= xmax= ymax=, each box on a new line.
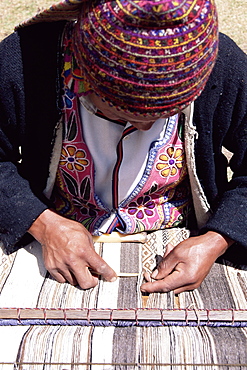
xmin=18 ymin=0 xmax=219 ymax=116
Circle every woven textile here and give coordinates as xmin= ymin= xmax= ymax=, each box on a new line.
xmin=0 ymin=231 xmax=247 ymax=368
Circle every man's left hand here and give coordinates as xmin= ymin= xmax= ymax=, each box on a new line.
xmin=140 ymin=231 xmax=233 ymax=294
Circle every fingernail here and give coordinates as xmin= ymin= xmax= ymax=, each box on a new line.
xmin=109 ymin=276 xmax=117 ymax=282
xmin=143 ymin=271 xmax=151 ymax=282
xmin=151 ymin=269 xmax=158 ymax=279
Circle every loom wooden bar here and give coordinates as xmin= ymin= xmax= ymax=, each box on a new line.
xmin=1 ymin=308 xmax=247 ymax=322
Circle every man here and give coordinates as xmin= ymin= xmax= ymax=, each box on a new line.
xmin=0 ymin=0 xmax=246 ymax=293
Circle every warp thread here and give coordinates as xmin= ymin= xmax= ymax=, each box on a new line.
xmin=1 ymin=319 xmax=247 ymax=327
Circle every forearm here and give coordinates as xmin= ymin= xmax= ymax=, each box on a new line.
xmin=202 ymin=186 xmax=247 ymax=248
xmin=0 ymin=162 xmax=48 ymax=252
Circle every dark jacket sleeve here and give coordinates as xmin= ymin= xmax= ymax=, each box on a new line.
xmin=194 ymin=33 xmax=247 ymax=247
xmin=0 ymin=32 xmax=49 ymax=252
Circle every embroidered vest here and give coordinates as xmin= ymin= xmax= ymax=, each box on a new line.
xmin=52 ymin=86 xmax=192 ymax=235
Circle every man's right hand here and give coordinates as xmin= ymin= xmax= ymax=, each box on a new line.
xmin=28 ymin=209 xmax=117 ymax=289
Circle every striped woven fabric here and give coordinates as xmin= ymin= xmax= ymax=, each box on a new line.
xmin=0 ymin=230 xmax=247 ymax=368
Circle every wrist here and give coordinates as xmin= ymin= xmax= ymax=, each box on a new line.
xmin=205 ymin=230 xmax=234 ymax=257
xmin=28 ymin=209 xmax=57 ymax=241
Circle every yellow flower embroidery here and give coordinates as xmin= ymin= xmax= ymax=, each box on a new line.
xmin=156 ymin=147 xmax=184 ymax=177
xmin=60 ymin=145 xmax=89 ymax=171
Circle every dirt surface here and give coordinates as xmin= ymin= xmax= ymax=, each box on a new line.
xmin=0 ymin=0 xmax=246 ymax=52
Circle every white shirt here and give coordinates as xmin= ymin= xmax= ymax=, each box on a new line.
xmin=80 ymin=102 xmax=169 ymax=209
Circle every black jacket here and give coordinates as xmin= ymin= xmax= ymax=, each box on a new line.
xmin=0 ymin=21 xmax=246 ymax=252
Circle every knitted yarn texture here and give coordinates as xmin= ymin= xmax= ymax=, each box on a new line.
xmin=72 ymin=0 xmax=219 ymax=116
xmin=17 ymin=0 xmax=219 ymax=116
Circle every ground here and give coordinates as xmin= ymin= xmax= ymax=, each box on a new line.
xmin=0 ymin=0 xmax=246 ymax=53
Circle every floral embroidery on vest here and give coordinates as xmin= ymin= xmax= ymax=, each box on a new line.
xmin=117 ymin=114 xmax=192 ymax=233
xmin=52 ymin=86 xmax=112 ymax=232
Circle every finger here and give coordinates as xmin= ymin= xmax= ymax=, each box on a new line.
xmin=163 ymin=243 xmax=175 ymax=258
xmin=143 ymin=271 xmax=152 ymax=282
xmin=150 ymin=243 xmax=176 ymax=279
xmin=48 ymin=269 xmax=67 ymax=284
xmin=150 ymin=260 xmax=171 ymax=280
xmin=69 ymin=264 xmax=100 ymax=290
xmin=69 ymin=257 xmax=116 ymax=289
xmin=151 ymin=248 xmax=180 ymax=280
xmin=85 ymin=252 xmax=117 ymax=282
xmin=48 ymin=266 xmax=78 ymax=286
xmin=141 ymin=269 xmax=191 ymax=293
xmin=173 ymin=284 xmax=196 ymax=294
xmin=48 ymin=257 xmax=100 ymax=289
xmin=141 ymin=270 xmax=180 ymax=293
xmin=141 ymin=281 xmax=197 ymax=294
xmin=60 ymin=270 xmax=78 ymax=286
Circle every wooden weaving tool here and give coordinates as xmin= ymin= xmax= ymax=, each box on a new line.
xmin=92 ymin=231 xmax=148 ymax=244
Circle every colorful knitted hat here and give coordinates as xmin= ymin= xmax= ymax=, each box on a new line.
xmin=18 ymin=0 xmax=219 ymax=116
